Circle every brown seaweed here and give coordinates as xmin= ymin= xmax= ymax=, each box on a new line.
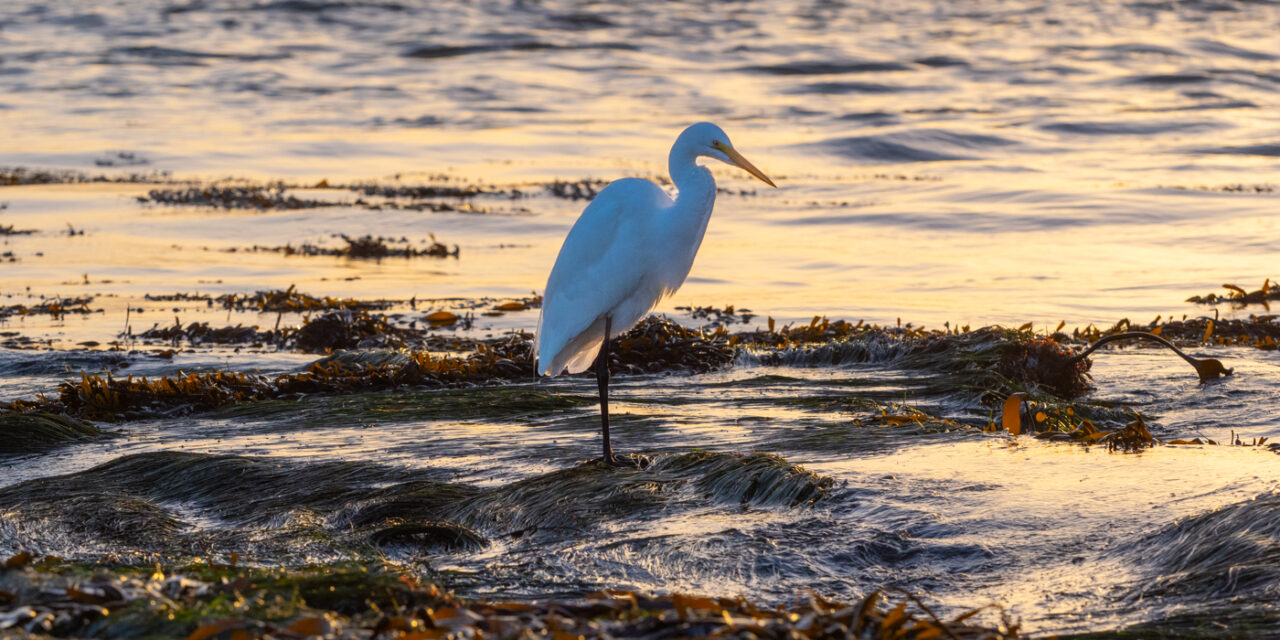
xmin=0 ymin=557 xmax=1017 ymax=640
xmin=234 ymin=234 xmax=458 ymax=259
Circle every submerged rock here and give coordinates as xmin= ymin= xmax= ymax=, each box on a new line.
xmin=753 ymin=325 xmax=1092 ymax=400
xmin=292 ymin=309 xmax=411 ymax=352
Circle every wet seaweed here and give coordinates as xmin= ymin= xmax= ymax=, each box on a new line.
xmin=677 ymin=304 xmax=756 ymax=327
xmin=4 ymin=333 xmax=537 ymax=419
xmin=235 ymin=233 xmax=458 ymax=259
xmin=0 ymin=167 xmax=171 ymax=186
xmin=138 ymin=185 xmax=337 ymax=210
xmin=0 ymin=557 xmax=1016 ymax=640
xmin=1074 ymin=313 xmax=1280 ymax=351
xmin=545 ymin=178 xmax=608 ymax=200
xmin=336 ymin=181 xmax=493 ymax=199
xmin=133 ymin=321 xmax=287 ymax=347
xmin=1117 ymin=489 xmax=1280 ymax=603
xmin=607 ymin=316 xmax=736 ymax=374
xmin=214 ymin=286 xmax=394 ymax=313
xmin=0 ymin=297 xmax=98 ymax=320
xmin=1186 ymin=279 xmax=1279 ymax=308
xmin=8 ymin=316 xmax=1104 ymax=421
xmin=1068 ymin=331 xmax=1232 ymax=382
xmin=446 ymin=451 xmax=832 ymax=538
xmin=750 ymin=323 xmax=1092 ymax=401
xmin=0 ymin=412 xmax=107 ymax=455
xmin=291 ymin=309 xmax=413 ymax=352
xmin=0 ymin=223 xmax=36 ymax=236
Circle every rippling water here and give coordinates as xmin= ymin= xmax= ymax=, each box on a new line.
xmin=3 ymin=0 xmax=1280 ymax=635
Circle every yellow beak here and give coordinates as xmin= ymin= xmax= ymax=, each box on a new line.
xmin=714 ymin=142 xmax=776 ymax=188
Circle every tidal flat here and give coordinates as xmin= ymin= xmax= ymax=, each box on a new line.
xmin=4 ymin=0 xmax=1280 ymax=637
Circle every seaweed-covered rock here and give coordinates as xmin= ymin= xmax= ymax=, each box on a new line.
xmin=0 ymin=412 xmax=107 ymax=455
xmin=293 ymin=309 xmax=409 ymax=353
xmin=451 ymin=451 xmax=831 ymax=534
xmin=609 ymin=316 xmax=736 ymax=374
xmin=756 ymin=325 xmax=1093 ymax=400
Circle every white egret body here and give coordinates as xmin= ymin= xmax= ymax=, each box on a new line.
xmin=535 ymin=122 xmax=775 ymax=461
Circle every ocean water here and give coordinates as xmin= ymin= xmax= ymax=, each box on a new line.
xmin=2 ymin=0 xmax=1280 ymax=635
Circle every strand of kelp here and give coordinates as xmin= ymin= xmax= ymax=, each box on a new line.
xmin=3 ymin=318 xmax=1094 ymax=422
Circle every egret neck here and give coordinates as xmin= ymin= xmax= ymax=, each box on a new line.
xmin=658 ymin=138 xmax=718 ymax=294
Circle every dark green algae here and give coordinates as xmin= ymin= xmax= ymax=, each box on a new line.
xmin=0 ymin=413 xmax=110 ymax=456
xmin=0 ymin=449 xmax=831 ymax=561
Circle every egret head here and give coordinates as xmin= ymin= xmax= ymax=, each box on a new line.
xmin=677 ymin=122 xmax=776 ymax=187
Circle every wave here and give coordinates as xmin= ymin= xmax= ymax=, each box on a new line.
xmin=812 ymin=129 xmax=1019 ymax=163
xmin=1041 ymin=119 xmax=1227 ymax=135
xmin=403 ymin=41 xmax=636 ymax=60
xmin=736 ymin=60 xmax=913 ymax=75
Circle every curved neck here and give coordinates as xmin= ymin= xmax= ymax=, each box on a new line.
xmin=668 ymin=140 xmax=716 ymax=212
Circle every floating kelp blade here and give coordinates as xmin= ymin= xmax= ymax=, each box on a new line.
xmin=1002 ymin=392 xmax=1025 ymax=435
xmin=1068 ymin=331 xmax=1232 ymax=383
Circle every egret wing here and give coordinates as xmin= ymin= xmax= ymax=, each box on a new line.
xmin=536 ymin=178 xmax=671 ymax=375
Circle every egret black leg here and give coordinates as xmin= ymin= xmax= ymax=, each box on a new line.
xmin=597 ymin=315 xmax=613 ymax=463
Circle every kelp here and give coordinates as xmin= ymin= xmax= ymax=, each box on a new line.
xmin=1067 ymin=332 xmax=1232 ymax=382
xmin=752 ymin=323 xmax=1092 ymax=401
xmin=0 ymin=223 xmax=36 ymax=236
xmin=134 ymin=321 xmax=287 ymax=347
xmin=0 ymin=297 xmax=97 ymax=320
xmin=677 ymin=303 xmax=756 ymax=327
xmin=0 ymin=557 xmax=1017 ymax=640
xmin=9 ymin=317 xmax=1104 ymax=420
xmin=1186 ymin=279 xmax=1278 ymax=307
xmin=607 ymin=316 xmax=736 ymax=374
xmin=995 ymin=394 xmax=1278 ymax=453
xmin=143 ymin=286 xmax=396 ymax=312
xmin=1072 ymin=313 xmax=1279 ymax=352
xmin=138 ymin=185 xmax=337 ymax=210
xmin=336 ymin=180 xmax=492 ymax=199
xmin=545 ymin=178 xmax=607 ymax=200
xmin=2 ymin=333 xmax=538 ymax=419
xmin=738 ymin=316 xmax=877 ymax=349
xmin=233 ymin=234 xmax=458 ymax=259
xmin=214 ymin=286 xmax=394 ymax=313
xmin=292 ymin=309 xmax=414 ymax=353
xmin=1034 ymin=413 xmax=1158 ymax=452
xmin=0 ymin=166 xmax=170 ymax=186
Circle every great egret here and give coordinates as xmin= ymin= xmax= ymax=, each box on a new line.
xmin=535 ymin=122 xmax=776 ymax=462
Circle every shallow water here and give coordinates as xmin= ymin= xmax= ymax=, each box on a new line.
xmin=2 ymin=0 xmax=1280 ymax=636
